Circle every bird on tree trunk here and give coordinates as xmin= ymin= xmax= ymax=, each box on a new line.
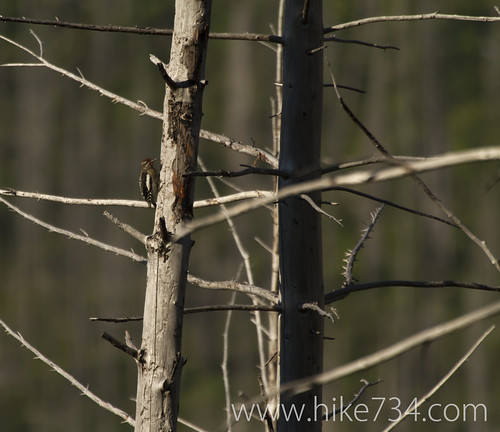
xmin=139 ymin=158 xmax=159 ymax=208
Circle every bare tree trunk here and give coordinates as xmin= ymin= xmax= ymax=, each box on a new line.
xmin=134 ymin=1 xmax=211 ymax=431
xmin=278 ymin=0 xmax=324 ymax=431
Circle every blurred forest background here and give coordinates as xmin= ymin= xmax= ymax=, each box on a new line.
xmin=0 ymin=1 xmax=499 ymax=431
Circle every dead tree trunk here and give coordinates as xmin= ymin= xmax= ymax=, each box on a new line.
xmin=134 ymin=1 xmax=211 ymax=431
xmin=278 ymin=0 xmax=324 ymax=431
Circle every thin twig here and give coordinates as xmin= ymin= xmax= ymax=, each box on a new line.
xmin=484 ymin=169 xmax=500 ymax=191
xmin=331 ymin=187 xmax=457 ymax=228
xmin=382 ymin=325 xmax=495 ymax=432
xmin=199 ymin=130 xmax=278 ymax=167
xmin=325 ymin=11 xmax=500 ymax=33
xmin=324 ymin=35 xmax=399 ymax=50
xmin=324 ymin=379 xmax=381 ymax=420
xmin=104 ymin=211 xmax=147 ymax=245
xmin=254 ymin=237 xmax=273 ymax=254
xmin=195 ymin=190 xmax=274 ymax=208
xmin=0 ymin=196 xmax=146 ymax=263
xmin=325 ymin=280 xmax=500 ymax=304
xmin=101 ymin=331 xmax=139 ymax=360
xmin=321 ymin=155 xmax=426 ymax=175
xmin=342 ymin=206 xmax=384 ymax=285
xmin=221 ymin=292 xmax=237 ymax=432
xmin=300 ymin=194 xmax=343 ymax=226
xmin=300 ymin=302 xmax=336 ymax=324
xmin=185 ymin=166 xmax=289 ymax=179
xmin=0 ymin=318 xmax=135 ymax=426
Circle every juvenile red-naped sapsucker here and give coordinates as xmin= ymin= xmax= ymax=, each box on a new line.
xmin=139 ymin=158 xmax=159 ymax=208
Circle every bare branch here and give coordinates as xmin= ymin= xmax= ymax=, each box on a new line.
xmin=0 ymin=187 xmax=149 ymax=207
xmin=29 ymin=28 xmax=43 ymax=56
xmin=0 ymin=197 xmax=146 ymax=263
xmin=101 ymin=331 xmax=139 ymax=361
xmin=90 ymin=316 xmax=143 ymax=323
xmin=0 ymin=33 xmax=163 ymax=119
xmin=184 ymin=304 xmax=280 ymax=314
xmin=325 ymin=11 xmax=500 ymax=33
xmin=0 ymin=187 xmax=274 ymax=210
xmin=0 ymin=15 xmax=282 ymax=43
xmin=342 ymin=206 xmax=384 ymax=285
xmin=185 ymin=165 xmax=289 ymax=179
xmin=0 ymin=318 xmax=135 ymax=426
xmin=175 ymin=146 xmax=500 ymax=239
xmin=268 ymin=301 xmax=500 ymax=400
xmin=323 ymin=83 xmax=366 ymax=93
xmin=382 ymin=326 xmax=495 ymax=432
xmin=0 ymin=34 xmax=275 ymax=165
xmin=15 ymin=12 xmax=494 ymax=44
xmin=104 ymin=211 xmax=147 ymax=245
xmin=325 ymin=280 xmax=500 ymax=304
xmin=89 ymin=302 xmax=281 ymax=322
xmin=187 ymin=274 xmax=278 ymax=304
xmin=199 ymin=130 xmax=278 ymax=167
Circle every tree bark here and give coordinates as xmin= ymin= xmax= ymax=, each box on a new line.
xmin=134 ymin=1 xmax=211 ymax=431
xmin=278 ymin=0 xmax=324 ymax=431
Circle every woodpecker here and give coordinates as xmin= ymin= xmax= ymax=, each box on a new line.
xmin=139 ymin=158 xmax=159 ymax=208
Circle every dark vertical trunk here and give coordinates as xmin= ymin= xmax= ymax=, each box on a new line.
xmin=278 ymin=1 xmax=324 ymax=431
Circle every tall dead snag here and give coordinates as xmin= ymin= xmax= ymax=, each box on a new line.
xmin=134 ymin=1 xmax=211 ymax=431
xmin=278 ymin=0 xmax=324 ymax=431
